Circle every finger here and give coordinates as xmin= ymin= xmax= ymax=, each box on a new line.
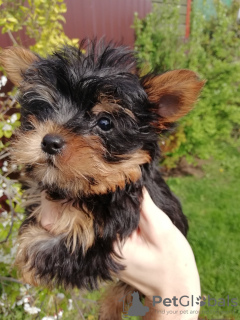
xmin=139 ymin=188 xmax=174 ymax=241
xmin=113 ymin=228 xmax=139 ymax=257
xmin=40 ymin=191 xmax=60 ymax=230
xmin=140 ymin=188 xmax=165 ymax=221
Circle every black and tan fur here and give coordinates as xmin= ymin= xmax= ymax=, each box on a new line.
xmin=0 ymin=40 xmax=204 ymax=319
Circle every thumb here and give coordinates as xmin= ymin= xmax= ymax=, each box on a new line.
xmin=139 ymin=188 xmax=174 ymax=242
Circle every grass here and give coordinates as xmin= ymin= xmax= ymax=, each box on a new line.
xmin=167 ymin=147 xmax=240 ymax=319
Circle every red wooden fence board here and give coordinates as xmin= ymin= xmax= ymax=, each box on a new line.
xmin=0 ymin=0 xmax=152 ymax=49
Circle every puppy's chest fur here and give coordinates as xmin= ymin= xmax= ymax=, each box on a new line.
xmin=16 ymin=179 xmax=142 ymax=289
xmin=16 ymin=164 xmax=187 ymax=290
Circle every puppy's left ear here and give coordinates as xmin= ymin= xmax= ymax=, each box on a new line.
xmin=0 ymin=46 xmax=38 ymax=86
xmin=141 ymin=69 xmax=205 ymax=128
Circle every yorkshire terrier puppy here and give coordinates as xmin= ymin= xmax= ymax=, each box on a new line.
xmin=0 ymin=40 xmax=204 ymax=319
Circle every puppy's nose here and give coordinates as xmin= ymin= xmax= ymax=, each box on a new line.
xmin=41 ymin=134 xmax=65 ymax=155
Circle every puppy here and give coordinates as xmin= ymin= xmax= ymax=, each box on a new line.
xmin=0 ymin=40 xmax=204 ymax=319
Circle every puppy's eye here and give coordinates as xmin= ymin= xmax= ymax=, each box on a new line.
xmin=97 ymin=117 xmax=113 ymax=131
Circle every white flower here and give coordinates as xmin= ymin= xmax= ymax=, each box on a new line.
xmin=20 ymin=287 xmax=26 ymax=294
xmin=68 ymin=299 xmax=73 ymax=311
xmin=2 ymin=166 xmax=8 ymax=172
xmin=1 ymin=211 xmax=7 ymax=218
xmin=27 ymin=306 xmax=41 ymax=314
xmin=17 ymin=299 xmax=24 ymax=306
xmin=24 ymin=303 xmax=30 ymax=310
xmin=2 ymin=124 xmax=12 ymax=131
xmin=56 ymin=293 xmax=65 ymax=299
xmin=24 ymin=304 xmax=41 ymax=314
xmin=18 ymin=213 xmax=24 ymax=220
xmin=2 ymin=221 xmax=9 ymax=228
xmin=10 ymin=114 xmax=18 ymax=124
xmin=11 ymin=164 xmax=17 ymax=170
xmin=3 ymin=161 xmax=8 ymax=166
xmin=42 ymin=317 xmax=54 ymax=320
xmin=31 ymin=307 xmax=41 ymax=314
xmin=1 ymin=76 xmax=7 ymax=87
xmin=2 ymin=183 xmax=6 ymax=188
xmin=0 ymin=190 xmax=4 ymax=197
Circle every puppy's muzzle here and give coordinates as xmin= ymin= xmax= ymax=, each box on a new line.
xmin=41 ymin=134 xmax=65 ymax=155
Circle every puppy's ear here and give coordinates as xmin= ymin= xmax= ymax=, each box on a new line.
xmin=141 ymin=69 xmax=205 ymax=128
xmin=0 ymin=47 xmax=38 ymax=86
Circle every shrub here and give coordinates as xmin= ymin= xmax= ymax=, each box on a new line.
xmin=0 ymin=0 xmax=78 ymax=56
xmin=133 ymin=0 xmax=240 ymax=168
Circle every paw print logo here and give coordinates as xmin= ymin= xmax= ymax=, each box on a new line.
xmin=196 ymin=296 xmax=206 ymax=306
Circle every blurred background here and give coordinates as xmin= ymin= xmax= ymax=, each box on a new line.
xmin=0 ymin=0 xmax=239 ymax=319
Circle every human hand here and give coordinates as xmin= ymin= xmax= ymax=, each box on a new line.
xmin=114 ymin=188 xmax=201 ymax=319
xmin=40 ymin=191 xmax=61 ymax=230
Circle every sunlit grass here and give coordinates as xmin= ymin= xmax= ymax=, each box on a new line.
xmin=167 ymin=147 xmax=240 ymax=319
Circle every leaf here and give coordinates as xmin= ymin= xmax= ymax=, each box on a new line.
xmin=7 ymin=16 xmax=18 ymax=23
xmin=3 ymin=131 xmax=13 ymax=138
xmin=19 ymin=5 xmax=29 ymax=12
xmin=0 ymin=18 xmax=7 ymax=25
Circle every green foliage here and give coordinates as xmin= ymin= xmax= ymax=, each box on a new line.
xmin=134 ymin=0 xmax=240 ymax=168
xmin=134 ymin=2 xmax=187 ymax=74
xmin=0 ymin=0 xmax=79 ymax=56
